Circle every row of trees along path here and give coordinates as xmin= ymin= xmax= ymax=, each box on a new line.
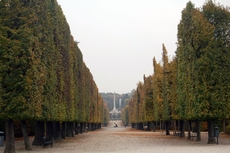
xmin=125 ymin=0 xmax=230 ymax=144
xmin=0 ymin=1 xmax=110 ymax=153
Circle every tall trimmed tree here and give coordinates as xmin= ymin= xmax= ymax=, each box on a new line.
xmin=176 ymin=0 xmax=230 ymax=143
xmin=162 ymin=44 xmax=171 ymax=135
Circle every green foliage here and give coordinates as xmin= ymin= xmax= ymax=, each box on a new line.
xmin=153 ymin=57 xmax=163 ymax=121
xmin=103 ymin=102 xmax=110 ymax=124
xmin=176 ymin=1 xmax=197 ymax=120
xmin=128 ymin=0 xmax=230 ymax=125
xmin=121 ymin=105 xmax=129 ymax=124
xmin=176 ymin=0 xmax=230 ymax=120
xmin=162 ymin=44 xmax=170 ymax=121
xmin=201 ymin=1 xmax=230 ymax=119
xmin=0 ymin=0 xmax=104 ymax=124
xmin=0 ymin=0 xmax=35 ymax=120
xmin=128 ymin=88 xmax=142 ymax=123
xmin=143 ymin=75 xmax=154 ymax=122
xmin=168 ymin=58 xmax=178 ymax=120
xmin=128 ymin=97 xmax=135 ymax=123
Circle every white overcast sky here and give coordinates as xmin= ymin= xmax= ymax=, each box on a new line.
xmin=57 ymin=0 xmax=230 ymax=94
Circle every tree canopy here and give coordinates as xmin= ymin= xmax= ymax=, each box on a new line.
xmin=0 ymin=0 xmax=108 ymax=124
xmin=126 ymin=0 xmax=230 ymax=130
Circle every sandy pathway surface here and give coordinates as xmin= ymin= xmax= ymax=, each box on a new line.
xmin=1 ymin=121 xmax=230 ymax=153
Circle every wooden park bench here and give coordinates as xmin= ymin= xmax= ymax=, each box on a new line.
xmin=43 ymin=137 xmax=53 ymax=148
xmin=175 ymin=131 xmax=181 ymax=137
xmin=191 ymin=132 xmax=197 ymax=140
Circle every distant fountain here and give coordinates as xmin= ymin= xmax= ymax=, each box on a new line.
xmin=110 ymin=92 xmax=121 ymax=120
xmin=119 ymin=99 xmax=121 ymax=110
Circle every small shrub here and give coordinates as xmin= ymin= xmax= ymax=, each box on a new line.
xmin=226 ymin=126 xmax=230 ymax=134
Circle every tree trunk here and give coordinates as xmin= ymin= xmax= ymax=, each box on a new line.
xmin=90 ymin=123 xmax=93 ymax=131
xmin=173 ymin=120 xmax=176 ymax=135
xmin=32 ymin=121 xmax=44 ymax=146
xmin=54 ymin=122 xmax=61 ymax=140
xmin=91 ymin=123 xmax=94 ymax=131
xmin=141 ymin=123 xmax=144 ymax=130
xmin=137 ymin=123 xmax=139 ymax=129
xmin=95 ymin=123 xmax=97 ymax=130
xmin=178 ymin=120 xmax=180 ymax=131
xmin=66 ymin=122 xmax=74 ymax=137
xmin=75 ymin=122 xmax=79 ymax=135
xmin=147 ymin=122 xmax=150 ymax=131
xmin=4 ymin=119 xmax=15 ymax=153
xmin=85 ymin=123 xmax=87 ymax=132
xmin=79 ymin=123 xmax=83 ymax=133
xmin=179 ymin=120 xmax=185 ymax=137
xmin=160 ymin=121 xmax=162 ymax=131
xmin=187 ymin=120 xmax=191 ymax=140
xmin=95 ymin=123 xmax=98 ymax=130
xmin=153 ymin=121 xmax=156 ymax=132
xmin=89 ymin=123 xmax=92 ymax=131
xmin=46 ymin=121 xmax=54 ymax=140
xmin=165 ymin=121 xmax=170 ymax=135
xmin=207 ymin=119 xmax=216 ymax=144
xmin=61 ymin=122 xmax=66 ymax=139
xmin=21 ymin=121 xmax=32 ymax=150
xmin=83 ymin=122 xmax=86 ymax=132
xmin=223 ymin=120 xmax=226 ymax=134
xmin=70 ymin=122 xmax=74 ymax=136
xmin=87 ymin=123 xmax=90 ymax=132
xmin=137 ymin=123 xmax=143 ymax=130
xmin=196 ymin=120 xmax=201 ymax=141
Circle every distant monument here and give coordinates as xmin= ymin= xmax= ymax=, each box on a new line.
xmin=110 ymin=92 xmax=121 ymax=120
xmin=119 ymin=98 xmax=121 ymax=110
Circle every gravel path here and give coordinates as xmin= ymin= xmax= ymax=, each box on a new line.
xmin=1 ymin=121 xmax=230 ymax=153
